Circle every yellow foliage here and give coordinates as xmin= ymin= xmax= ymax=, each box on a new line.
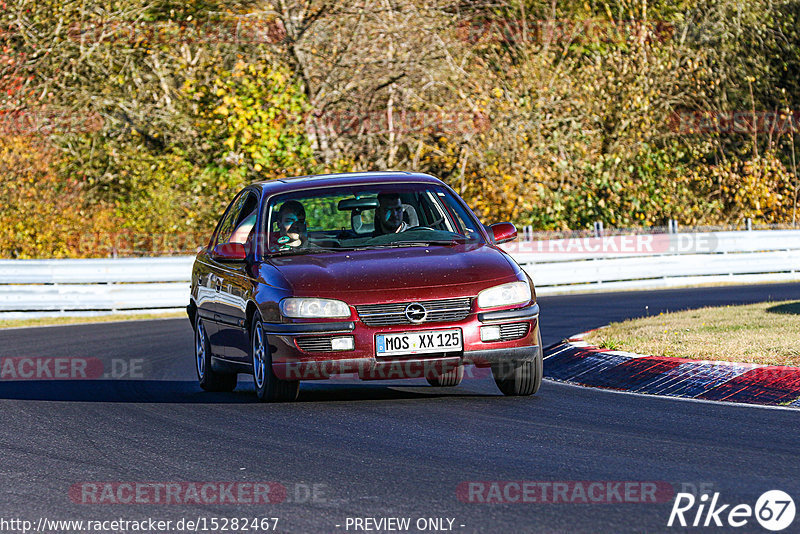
xmin=0 ymin=136 xmax=120 ymax=258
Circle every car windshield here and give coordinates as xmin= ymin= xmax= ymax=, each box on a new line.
xmin=264 ymin=183 xmax=485 ymax=256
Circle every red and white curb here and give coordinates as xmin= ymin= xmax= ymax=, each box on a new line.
xmin=543 ymin=333 xmax=800 ymax=407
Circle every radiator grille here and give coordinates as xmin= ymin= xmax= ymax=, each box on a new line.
xmin=356 ymin=297 xmax=472 ymax=326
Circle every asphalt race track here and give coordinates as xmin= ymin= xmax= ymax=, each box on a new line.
xmin=2 ymin=283 xmax=800 ymax=533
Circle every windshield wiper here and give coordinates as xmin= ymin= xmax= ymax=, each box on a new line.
xmin=268 ymin=246 xmax=340 ymax=257
xmin=269 ymin=240 xmax=469 ymax=255
xmin=394 ymin=239 xmax=465 ymax=246
xmin=352 ymin=240 xmax=465 ymax=249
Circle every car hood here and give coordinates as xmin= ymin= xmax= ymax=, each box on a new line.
xmin=266 ymin=244 xmax=521 ymax=303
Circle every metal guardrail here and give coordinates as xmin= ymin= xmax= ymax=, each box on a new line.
xmin=1 ymin=230 xmax=800 ymax=317
xmin=506 ymin=230 xmax=800 ymax=294
xmin=0 ymin=257 xmax=194 ymax=319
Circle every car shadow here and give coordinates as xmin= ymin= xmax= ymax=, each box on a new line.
xmin=765 ymin=301 xmax=800 ymax=315
xmin=0 ymin=379 xmax=497 ymax=403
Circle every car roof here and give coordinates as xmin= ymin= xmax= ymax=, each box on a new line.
xmin=251 ymin=171 xmax=446 ymax=195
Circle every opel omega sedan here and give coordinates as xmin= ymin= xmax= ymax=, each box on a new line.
xmin=188 ymin=172 xmax=542 ymax=401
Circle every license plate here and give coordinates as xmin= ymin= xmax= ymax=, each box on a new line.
xmin=375 ymin=329 xmax=462 ymax=356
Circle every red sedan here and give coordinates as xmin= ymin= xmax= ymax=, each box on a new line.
xmin=188 ymin=172 xmax=542 ymax=401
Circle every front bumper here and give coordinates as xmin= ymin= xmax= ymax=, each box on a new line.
xmin=265 ymin=303 xmax=540 ymax=381
xmin=261 ymin=321 xmax=355 ymax=335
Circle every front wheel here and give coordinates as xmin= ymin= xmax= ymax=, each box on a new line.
xmin=195 ymin=315 xmax=237 ymax=392
xmin=491 ymin=329 xmax=543 ymax=396
xmin=251 ymin=316 xmax=299 ymax=402
xmin=426 ymin=364 xmax=464 ymax=387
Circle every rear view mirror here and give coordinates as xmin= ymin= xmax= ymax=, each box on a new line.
xmin=489 ymin=222 xmax=518 ymax=244
xmin=337 ymin=197 xmax=379 ymax=211
xmin=212 ymin=243 xmax=247 ymax=262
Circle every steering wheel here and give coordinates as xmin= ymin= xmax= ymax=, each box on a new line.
xmin=407 ymin=226 xmax=435 ymax=231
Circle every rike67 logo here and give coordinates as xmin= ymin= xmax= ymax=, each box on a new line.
xmin=668 ymin=490 xmax=796 ymax=531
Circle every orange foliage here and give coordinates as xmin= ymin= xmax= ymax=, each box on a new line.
xmin=0 ymin=136 xmax=119 ymax=258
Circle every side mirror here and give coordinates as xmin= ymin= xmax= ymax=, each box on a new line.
xmin=489 ymin=222 xmax=517 ymax=244
xmin=212 ymin=243 xmax=247 ymax=262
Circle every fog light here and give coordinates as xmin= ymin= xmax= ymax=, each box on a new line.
xmin=480 ymin=326 xmax=502 ymax=342
xmin=331 ymin=336 xmax=355 ymax=351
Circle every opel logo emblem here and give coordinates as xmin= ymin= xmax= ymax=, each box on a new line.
xmin=404 ymin=303 xmax=427 ymax=323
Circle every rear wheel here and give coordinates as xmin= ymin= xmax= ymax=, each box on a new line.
xmin=491 ymin=329 xmax=543 ymax=396
xmin=195 ymin=315 xmax=237 ymax=392
xmin=252 ymin=315 xmax=299 ymax=402
xmin=426 ymin=363 xmax=464 ymax=387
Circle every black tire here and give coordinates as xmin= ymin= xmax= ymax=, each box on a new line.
xmin=194 ymin=315 xmax=237 ymax=392
xmin=491 ymin=329 xmax=543 ymax=396
xmin=251 ymin=315 xmax=299 ymax=402
xmin=426 ymin=363 xmax=464 ymax=387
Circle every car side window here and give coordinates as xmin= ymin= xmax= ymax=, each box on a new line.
xmin=214 ymin=193 xmax=249 ymax=247
xmin=229 ymin=193 xmax=259 ymax=244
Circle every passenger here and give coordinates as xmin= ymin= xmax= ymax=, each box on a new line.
xmin=374 ymin=192 xmax=408 ymax=235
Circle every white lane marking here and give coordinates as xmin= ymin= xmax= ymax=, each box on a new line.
xmin=544 ymin=378 xmax=800 ymax=412
xmin=0 ymin=316 xmax=185 ymax=332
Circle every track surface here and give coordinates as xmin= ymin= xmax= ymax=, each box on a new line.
xmin=2 ymin=284 xmax=800 ymax=533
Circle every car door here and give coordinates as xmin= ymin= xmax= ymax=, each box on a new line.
xmin=213 ymin=190 xmax=260 ymax=361
xmin=204 ymin=191 xmax=250 ymax=355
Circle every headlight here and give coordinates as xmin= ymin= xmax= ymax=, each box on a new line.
xmin=476 ymin=281 xmax=531 ymax=309
xmin=280 ymin=298 xmax=350 ymax=318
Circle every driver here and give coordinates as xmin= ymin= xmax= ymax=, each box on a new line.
xmin=374 ymin=192 xmax=408 ymax=235
xmin=274 ymin=200 xmax=308 ymax=249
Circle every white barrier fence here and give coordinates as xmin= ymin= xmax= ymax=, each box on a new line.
xmin=1 ymin=230 xmax=799 ymax=317
xmin=505 ymin=230 xmax=800 ymax=294
xmin=0 ymin=257 xmax=194 ymax=319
